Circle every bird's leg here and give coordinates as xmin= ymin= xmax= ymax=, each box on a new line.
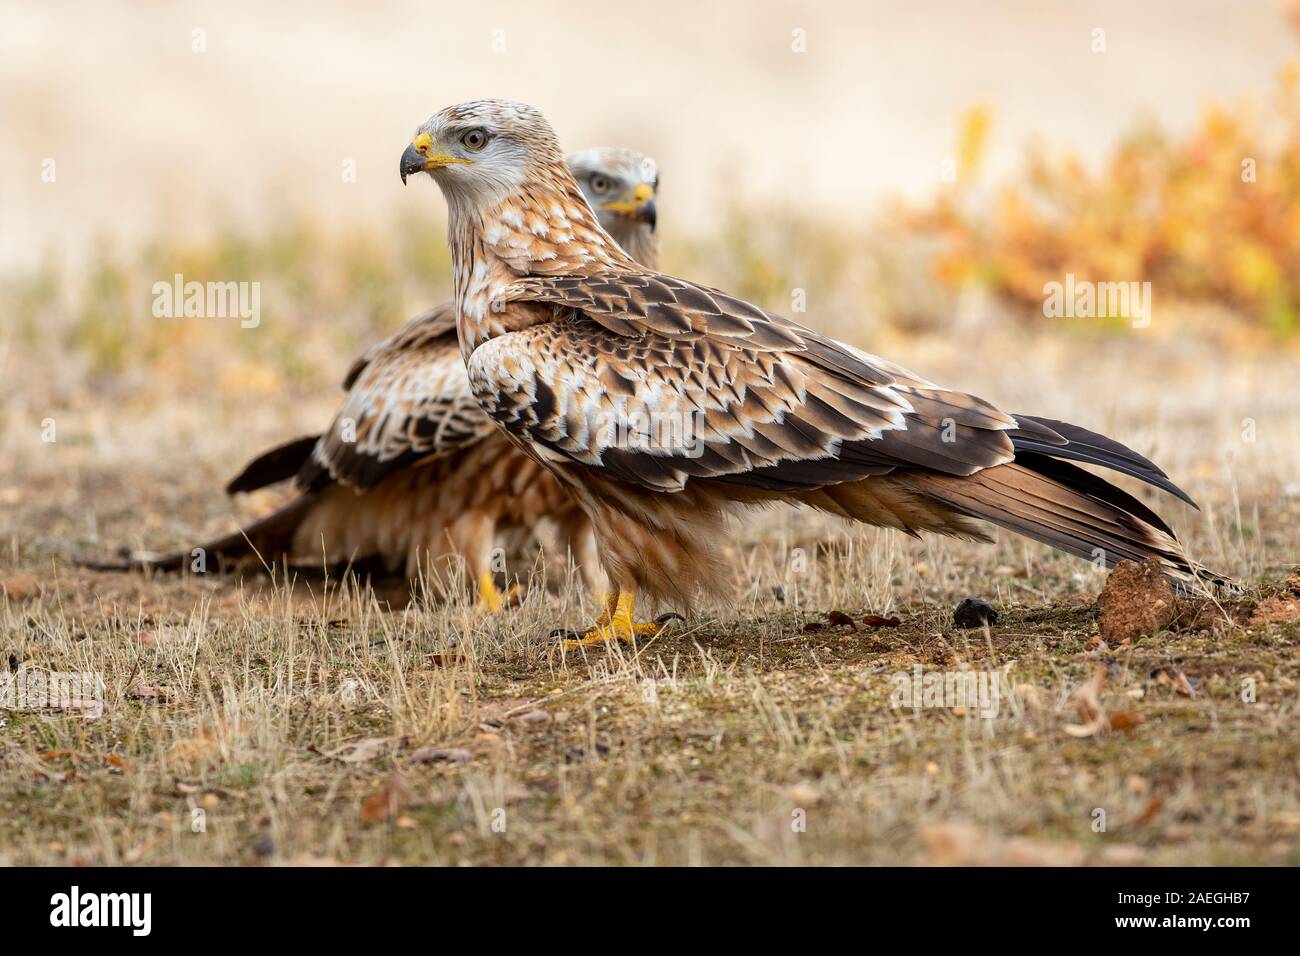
xmin=476 ymin=569 xmax=522 ymax=612
xmin=560 ymin=516 xmax=607 ymax=598
xmin=575 ymin=590 xmax=617 ymax=630
xmin=560 ymin=590 xmax=680 ymax=647
xmin=456 ymin=513 xmax=521 ymax=613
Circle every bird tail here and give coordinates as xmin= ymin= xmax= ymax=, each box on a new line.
xmin=73 ymin=495 xmax=315 ymax=574
xmin=904 ymin=454 xmax=1228 ymax=589
xmin=803 ymin=415 xmax=1230 ymax=590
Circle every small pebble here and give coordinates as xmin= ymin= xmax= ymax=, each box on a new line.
xmin=252 ymin=833 xmax=275 ymax=860
xmin=953 ymin=597 xmax=998 ymax=628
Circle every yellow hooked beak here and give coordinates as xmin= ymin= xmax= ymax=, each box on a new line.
xmin=602 ymin=182 xmax=657 ymax=225
xmin=400 ymin=132 xmax=473 ymax=183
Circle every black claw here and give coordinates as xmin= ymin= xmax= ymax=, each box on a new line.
xmin=550 ymin=627 xmax=583 ymax=641
xmin=654 ymin=613 xmax=686 ymax=627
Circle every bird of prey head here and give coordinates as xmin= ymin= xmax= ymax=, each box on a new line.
xmin=400 ymin=100 xmax=568 ymax=209
xmin=400 ymin=102 xmax=659 ymax=268
xmin=567 ymin=147 xmax=659 ymax=269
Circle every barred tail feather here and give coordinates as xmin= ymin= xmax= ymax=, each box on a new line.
xmin=906 ymin=456 xmax=1226 ymax=587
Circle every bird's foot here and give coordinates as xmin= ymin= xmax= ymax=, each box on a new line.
xmin=559 ymin=617 xmax=666 ymax=646
xmin=476 ymin=572 xmax=522 ymax=613
xmin=552 ymin=591 xmax=682 ymax=647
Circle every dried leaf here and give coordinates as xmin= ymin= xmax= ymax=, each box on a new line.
xmin=862 ymin=614 xmax=902 ymax=628
xmin=360 ymin=772 xmax=412 ymax=823
xmin=1068 ymin=667 xmax=1105 ymax=723
xmin=1136 ymin=796 xmax=1165 ymax=825
xmin=1063 ymin=667 xmax=1112 ymax=737
xmin=1107 ymin=710 xmax=1144 ymax=733
xmin=1063 ymin=719 xmax=1108 ymax=738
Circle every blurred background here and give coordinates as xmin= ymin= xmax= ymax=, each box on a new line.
xmin=3 ymin=0 xmax=1297 ymax=258
xmin=1 ymin=0 xmax=1298 ymax=575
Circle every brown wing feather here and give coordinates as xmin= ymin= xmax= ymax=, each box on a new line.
xmin=485 ymin=272 xmax=1196 ymax=504
xmin=340 ymin=303 xmax=459 ymax=390
xmin=300 ymin=303 xmax=497 ymax=492
xmin=467 ymin=304 xmax=1021 ymax=495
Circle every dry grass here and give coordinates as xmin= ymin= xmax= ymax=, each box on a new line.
xmin=1 ymin=220 xmax=1298 ymax=866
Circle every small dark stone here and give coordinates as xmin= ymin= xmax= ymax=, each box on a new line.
xmin=953 ymin=597 xmax=998 ymax=628
xmin=252 ymin=832 xmax=275 ymax=861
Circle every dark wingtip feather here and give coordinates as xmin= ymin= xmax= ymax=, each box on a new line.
xmin=226 ymin=436 xmax=321 ymax=495
xmin=1010 ymin=414 xmax=1199 ymax=509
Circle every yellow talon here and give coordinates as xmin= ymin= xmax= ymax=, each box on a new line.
xmin=477 ymin=571 xmax=520 ymax=613
xmin=561 ymin=591 xmax=672 ymax=647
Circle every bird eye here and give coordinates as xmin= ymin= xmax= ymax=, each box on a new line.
xmin=589 ymin=174 xmax=611 ymax=194
xmin=460 ymin=128 xmax=489 ymax=152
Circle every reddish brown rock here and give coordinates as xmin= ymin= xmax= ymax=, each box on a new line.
xmin=1098 ymin=559 xmax=1176 ymax=643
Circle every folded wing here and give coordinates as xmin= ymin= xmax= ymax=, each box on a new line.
xmin=299 ymin=303 xmax=498 ymax=492
xmin=475 ymin=273 xmax=1139 ymax=498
